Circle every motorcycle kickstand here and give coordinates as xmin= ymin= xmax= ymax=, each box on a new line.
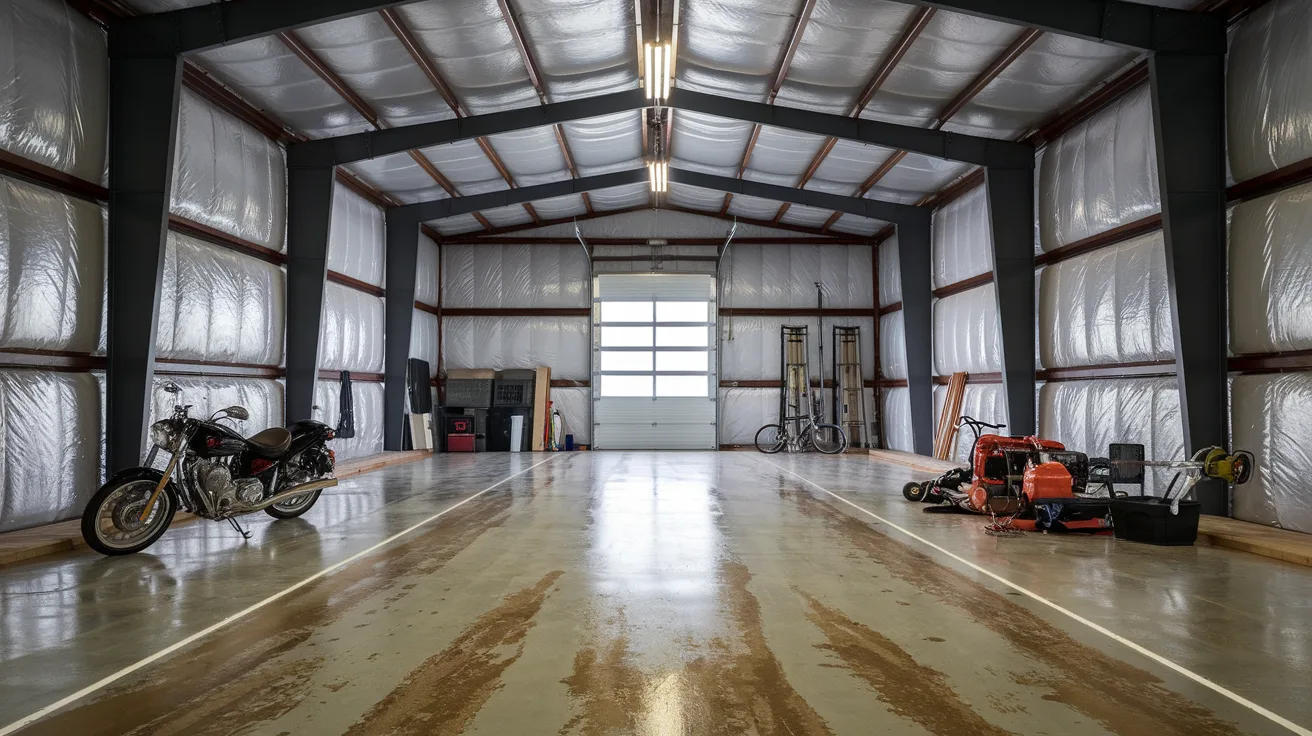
xmin=227 ymin=517 xmax=253 ymax=540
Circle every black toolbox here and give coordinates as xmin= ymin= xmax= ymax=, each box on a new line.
xmin=1110 ymin=496 xmax=1201 ymax=546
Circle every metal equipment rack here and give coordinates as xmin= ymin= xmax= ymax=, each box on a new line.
xmin=831 ymin=325 xmax=869 ymax=449
xmin=779 ymin=325 xmax=816 ymax=443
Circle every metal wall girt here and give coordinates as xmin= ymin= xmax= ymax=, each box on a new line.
xmin=383 ymin=213 xmax=421 ymax=451
xmin=984 ymin=166 xmax=1036 ymax=435
xmin=895 ymin=213 xmax=936 ymax=457
xmin=285 ymin=166 xmax=337 ymax=424
xmin=110 ymin=1 xmax=425 ymax=57
xmin=288 ymin=90 xmax=647 ymax=168
xmin=106 ymin=55 xmax=185 ymax=472
xmin=1149 ymin=51 xmax=1229 ymax=515
xmin=667 ymin=89 xmax=1034 ymax=170
xmin=670 ymin=169 xmax=928 ymax=224
xmin=911 ymin=1 xmax=1226 ymax=53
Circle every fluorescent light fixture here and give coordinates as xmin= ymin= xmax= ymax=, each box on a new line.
xmin=647 ymin=161 xmax=668 ymax=193
xmin=644 ymin=42 xmax=673 ymax=101
xmin=645 ymin=43 xmax=654 ymax=99
xmin=661 ymin=42 xmax=671 ymax=99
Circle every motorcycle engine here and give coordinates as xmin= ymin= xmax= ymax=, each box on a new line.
xmin=193 ymin=460 xmax=265 ymax=513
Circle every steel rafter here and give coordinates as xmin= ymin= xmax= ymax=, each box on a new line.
xmin=277 ymin=30 xmax=498 ymax=230
xmin=771 ymin=6 xmax=936 ymax=223
xmin=722 ymin=0 xmax=820 ymax=217
xmin=494 ymin=0 xmax=595 ymax=214
xmin=287 ymin=88 xmax=1032 ymax=171
xmin=376 ymin=8 xmax=539 ymax=226
xmin=393 ymin=167 xmax=927 ymax=228
xmin=905 ymin=0 xmax=1225 ymax=53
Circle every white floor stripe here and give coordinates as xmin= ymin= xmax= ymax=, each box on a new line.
xmin=0 ymin=455 xmax=556 ymax=736
xmin=761 ymin=456 xmax=1311 ymax=736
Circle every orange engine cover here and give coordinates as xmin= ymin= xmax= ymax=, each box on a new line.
xmin=966 ymin=481 xmax=1022 ymax=515
xmin=1023 ymin=462 xmax=1074 ymax=501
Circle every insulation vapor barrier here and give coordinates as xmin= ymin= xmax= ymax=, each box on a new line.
xmin=314 ymin=379 xmax=384 ymax=461
xmin=319 ymin=283 xmax=385 ymax=373
xmin=931 ymin=185 xmax=992 ymax=288
xmin=0 ymin=0 xmax=107 ymax=183
xmin=721 ymin=316 xmax=876 ymax=382
xmin=442 ymin=244 xmax=589 ymax=309
xmin=1229 ymin=179 xmax=1312 ymax=354
xmin=1038 ymin=85 xmax=1160 ymax=251
xmin=1039 ymin=230 xmax=1175 ymax=368
xmin=171 ymin=89 xmax=287 ymax=251
xmin=414 ymin=235 xmax=440 ymax=307
xmin=0 ymin=174 xmax=104 ymax=353
xmin=1038 ymin=378 xmax=1182 ymax=495
xmin=1227 ymin=0 xmax=1312 ymax=182
xmin=934 ymin=383 xmax=1008 ymax=464
xmin=156 ymin=232 xmax=285 ymax=366
xmin=721 ymin=245 xmax=874 ymax=310
xmin=933 ymin=284 xmax=1001 ymax=375
xmin=878 ymin=238 xmax=901 ymax=307
xmin=0 ymin=370 xmax=102 ymax=532
xmin=410 ymin=310 xmax=440 ymax=378
xmin=881 ymin=387 xmax=913 ymax=453
xmin=443 ymin=317 xmax=588 ymax=380
xmin=327 ymin=183 xmax=386 ymax=287
xmin=719 ymin=388 xmax=779 ymax=445
xmin=879 ymin=312 xmax=907 ymax=380
xmin=150 ymin=376 xmax=284 ymax=441
xmin=549 ymin=387 xmax=590 ymax=445
xmin=1231 ymin=373 xmax=1312 ymax=533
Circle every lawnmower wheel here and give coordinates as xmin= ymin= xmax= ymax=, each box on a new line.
xmin=903 ymin=482 xmax=928 ymax=502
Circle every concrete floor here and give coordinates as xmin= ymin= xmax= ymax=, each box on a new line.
xmin=1 ymin=452 xmax=1310 ymax=736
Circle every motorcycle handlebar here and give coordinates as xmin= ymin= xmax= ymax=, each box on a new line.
xmin=956 ymin=415 xmax=1006 ymax=431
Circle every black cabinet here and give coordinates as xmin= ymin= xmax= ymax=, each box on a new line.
xmin=487 ymin=407 xmax=532 ymax=452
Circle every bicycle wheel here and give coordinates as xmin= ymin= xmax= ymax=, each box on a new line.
xmin=754 ymin=424 xmax=787 ymax=454
xmin=810 ymin=424 xmax=848 ymax=455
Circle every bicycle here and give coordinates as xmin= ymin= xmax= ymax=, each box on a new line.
xmin=755 ymin=416 xmax=848 ymax=455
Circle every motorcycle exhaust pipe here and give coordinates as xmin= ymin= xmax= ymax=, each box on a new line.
xmin=248 ymin=478 xmax=339 ymax=511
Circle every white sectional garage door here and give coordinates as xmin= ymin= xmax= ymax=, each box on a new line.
xmin=592 ymin=274 xmax=718 ymax=450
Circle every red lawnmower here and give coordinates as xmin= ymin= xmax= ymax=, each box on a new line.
xmin=903 ymin=417 xmax=1254 ymax=536
xmin=902 ymin=417 xmax=1114 ymax=533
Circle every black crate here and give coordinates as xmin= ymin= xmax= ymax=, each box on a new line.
xmin=444 ymin=378 xmax=493 ymax=408
xmin=1110 ymin=496 xmax=1200 ymax=546
xmin=493 ymin=370 xmax=536 ymax=407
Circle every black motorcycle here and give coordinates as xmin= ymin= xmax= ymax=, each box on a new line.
xmin=81 ymin=382 xmax=338 ymax=555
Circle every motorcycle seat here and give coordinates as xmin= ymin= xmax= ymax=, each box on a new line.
xmin=246 ymin=427 xmax=292 ymax=458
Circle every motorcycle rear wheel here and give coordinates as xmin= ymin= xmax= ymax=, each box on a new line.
xmin=265 ymin=489 xmax=323 ymax=519
xmin=81 ymin=478 xmax=177 ymax=556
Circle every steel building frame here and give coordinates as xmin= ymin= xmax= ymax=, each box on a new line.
xmin=104 ymin=0 xmax=1225 ymax=495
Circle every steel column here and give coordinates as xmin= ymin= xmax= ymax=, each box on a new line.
xmin=285 ymin=165 xmax=337 ymax=423
xmin=1149 ymin=51 xmax=1229 ymax=515
xmin=896 ymin=213 xmax=935 ymax=456
xmin=985 ymin=166 xmax=1036 ymax=435
xmin=105 ymin=54 xmax=183 ymax=472
xmin=383 ymin=212 xmax=421 ymax=450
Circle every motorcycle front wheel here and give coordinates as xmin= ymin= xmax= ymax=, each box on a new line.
xmin=265 ymin=489 xmax=323 ymax=519
xmin=81 ymin=478 xmax=177 ymax=556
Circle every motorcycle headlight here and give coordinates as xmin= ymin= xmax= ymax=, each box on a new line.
xmin=150 ymin=420 xmax=179 ymax=450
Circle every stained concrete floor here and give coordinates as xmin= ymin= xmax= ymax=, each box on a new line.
xmin=1 ymin=452 xmax=1310 ymax=736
